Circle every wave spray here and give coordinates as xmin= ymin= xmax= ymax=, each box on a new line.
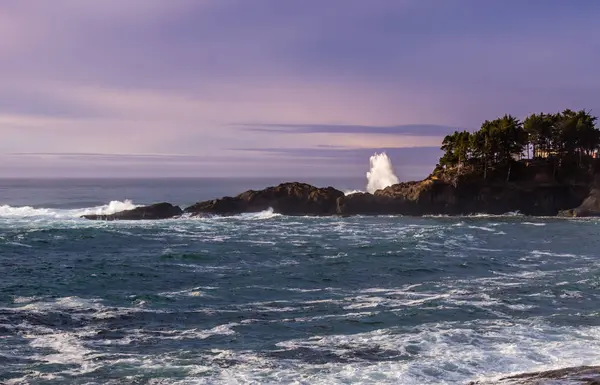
xmin=366 ymin=152 xmax=399 ymax=193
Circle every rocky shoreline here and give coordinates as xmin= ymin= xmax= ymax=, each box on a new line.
xmin=470 ymin=365 xmax=600 ymax=384
xmin=82 ymin=178 xmax=599 ymax=220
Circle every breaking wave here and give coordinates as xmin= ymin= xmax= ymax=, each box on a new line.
xmin=0 ymin=200 xmax=138 ymax=219
xmin=343 ymin=189 xmax=363 ymax=196
xmin=205 ymin=208 xmax=282 ymax=221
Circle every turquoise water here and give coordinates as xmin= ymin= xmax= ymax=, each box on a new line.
xmin=1 ymin=179 xmax=599 ymax=384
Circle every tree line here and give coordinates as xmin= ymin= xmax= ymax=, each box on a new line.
xmin=437 ymin=109 xmax=599 ymax=180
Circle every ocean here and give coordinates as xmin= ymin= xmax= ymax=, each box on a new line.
xmin=1 ymin=178 xmax=599 ymax=384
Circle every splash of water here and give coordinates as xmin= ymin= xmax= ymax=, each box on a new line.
xmin=366 ymin=152 xmax=399 ymax=193
xmin=343 ymin=190 xmax=363 ymax=196
xmin=0 ymin=200 xmax=138 ymax=219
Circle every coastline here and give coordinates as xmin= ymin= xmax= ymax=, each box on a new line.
xmin=83 ymin=107 xmax=600 ymax=221
xmin=81 ymin=177 xmax=596 ymax=220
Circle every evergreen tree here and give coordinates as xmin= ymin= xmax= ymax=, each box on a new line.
xmin=436 ymin=109 xmax=599 ymax=181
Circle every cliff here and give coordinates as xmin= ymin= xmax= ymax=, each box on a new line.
xmin=338 ymin=178 xmax=589 ymax=216
xmin=558 ymin=184 xmax=600 ymax=217
xmin=336 ymin=160 xmax=594 ymax=216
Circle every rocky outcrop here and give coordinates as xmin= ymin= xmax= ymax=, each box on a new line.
xmin=469 ymin=365 xmax=600 ymax=384
xmin=82 ymin=179 xmax=594 ymax=220
xmin=336 ymin=192 xmax=395 ymax=215
xmin=185 ymin=182 xmax=344 ymax=217
xmin=338 ymin=179 xmax=589 ymax=216
xmin=558 ymin=188 xmax=600 ymax=217
xmin=183 ymin=178 xmax=588 ymax=218
xmin=82 ymin=202 xmax=182 ymax=220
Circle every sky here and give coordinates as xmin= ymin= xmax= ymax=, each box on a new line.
xmin=1 ymin=0 xmax=599 ymax=180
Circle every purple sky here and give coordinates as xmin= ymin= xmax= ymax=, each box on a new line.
xmin=1 ymin=0 xmax=599 ymax=180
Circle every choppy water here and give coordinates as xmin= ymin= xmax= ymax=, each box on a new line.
xmin=1 ymin=179 xmax=599 ymax=384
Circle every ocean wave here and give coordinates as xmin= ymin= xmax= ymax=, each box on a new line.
xmin=343 ymin=189 xmax=364 ymax=195
xmin=0 ymin=200 xmax=138 ymax=219
xmin=194 ymin=208 xmax=281 ymax=221
xmin=235 ymin=208 xmax=282 ymax=220
xmin=3 ymin=279 xmax=600 ymax=384
xmin=267 ymin=320 xmax=600 ymax=384
xmin=0 ymin=202 xmax=551 ymax=223
xmin=2 ymin=203 xmax=599 ymax=384
xmin=78 ymin=200 xmax=138 ymax=216
xmin=467 ymin=211 xmax=523 ymax=217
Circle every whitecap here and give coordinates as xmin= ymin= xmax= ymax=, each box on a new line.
xmin=0 ymin=200 xmax=138 ymax=220
xmin=467 ymin=225 xmax=497 ymax=232
xmin=343 ymin=189 xmax=364 ymax=195
xmin=228 ymin=208 xmax=282 ymax=220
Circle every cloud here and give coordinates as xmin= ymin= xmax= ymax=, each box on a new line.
xmin=233 ymin=145 xmax=443 ymax=181
xmin=233 ymin=145 xmax=441 ymax=164
xmin=1 ymin=145 xmax=440 ymax=180
xmin=0 ymin=0 xmax=599 ymax=177
xmin=242 ymin=123 xmax=462 ymax=136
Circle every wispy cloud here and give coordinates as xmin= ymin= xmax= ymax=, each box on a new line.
xmin=242 ymin=123 xmax=462 ymax=136
xmin=1 ymin=0 xmax=599 ymax=178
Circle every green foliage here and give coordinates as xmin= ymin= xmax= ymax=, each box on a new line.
xmin=440 ymin=130 xmax=471 ymax=167
xmin=438 ymin=109 xmax=600 ymax=180
xmin=523 ymin=112 xmax=553 ymax=158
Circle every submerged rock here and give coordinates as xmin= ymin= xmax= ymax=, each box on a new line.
xmin=83 ymin=202 xmax=182 ymax=220
xmin=185 ymin=182 xmax=344 ymax=216
xmin=470 ymin=365 xmax=600 ymax=384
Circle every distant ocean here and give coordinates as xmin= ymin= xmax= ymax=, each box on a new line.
xmin=1 ymin=178 xmax=599 ymax=384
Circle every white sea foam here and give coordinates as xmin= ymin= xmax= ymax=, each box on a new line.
xmin=260 ymin=320 xmax=600 ymax=385
xmin=233 ymin=208 xmax=281 ymax=220
xmin=5 ymin=290 xmax=600 ymax=384
xmin=154 ymin=320 xmax=599 ymax=385
xmin=0 ymin=200 xmax=138 ymax=220
xmin=13 ymin=295 xmax=44 ymax=304
xmin=0 ymin=205 xmax=59 ymax=218
xmin=467 ymin=225 xmax=498 ymax=232
xmin=343 ymin=189 xmax=363 ymax=195
xmin=190 ymin=208 xmax=281 ymax=222
xmin=153 ymin=323 xmax=240 ymax=340
xmin=27 ymin=330 xmax=96 ymax=366
xmin=79 ymin=200 xmax=138 ymax=216
xmin=366 ymin=152 xmax=400 ymax=193
xmin=467 ymin=211 xmax=523 ymax=218
xmin=5 ymin=241 xmax=32 ymax=247
xmin=19 ymin=296 xmax=105 ymax=312
xmin=159 ymin=286 xmax=213 ymax=298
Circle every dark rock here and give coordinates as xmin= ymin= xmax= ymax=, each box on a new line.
xmin=337 ymin=179 xmax=588 ymax=216
xmin=558 ymin=188 xmax=600 ymax=217
xmin=185 ymin=182 xmax=345 ymax=217
xmin=336 ymin=192 xmax=394 ymax=215
xmin=82 ymin=178 xmax=596 ymax=219
xmin=82 ymin=202 xmax=183 ymax=220
xmin=469 ymin=365 xmax=600 ymax=384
